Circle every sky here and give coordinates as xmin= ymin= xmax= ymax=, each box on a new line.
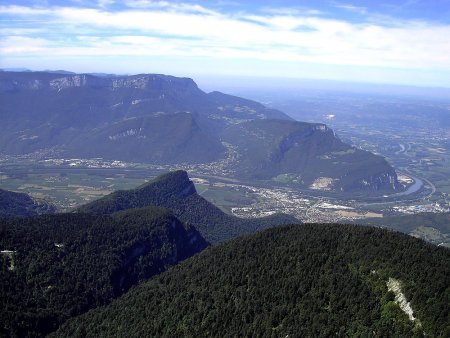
xmin=1 ymin=0 xmax=450 ymax=88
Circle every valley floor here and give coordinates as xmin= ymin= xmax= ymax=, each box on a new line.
xmin=1 ymin=154 xmax=449 ymax=247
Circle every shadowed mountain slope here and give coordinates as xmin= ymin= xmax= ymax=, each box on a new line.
xmin=0 ymin=206 xmax=207 ymax=337
xmin=0 ymin=188 xmax=55 ymax=217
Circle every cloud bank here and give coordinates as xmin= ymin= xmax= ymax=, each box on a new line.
xmin=1 ymin=1 xmax=449 ymax=86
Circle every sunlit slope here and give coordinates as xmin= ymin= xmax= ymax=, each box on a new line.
xmin=222 ymin=119 xmax=399 ymax=191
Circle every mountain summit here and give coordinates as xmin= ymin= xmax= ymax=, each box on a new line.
xmin=79 ymin=170 xmax=298 ymax=244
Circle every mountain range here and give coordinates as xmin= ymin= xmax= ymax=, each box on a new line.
xmin=0 ymin=71 xmax=400 ymax=193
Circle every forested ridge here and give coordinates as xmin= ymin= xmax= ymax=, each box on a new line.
xmin=56 ymin=224 xmax=450 ymax=338
xmin=79 ymin=170 xmax=297 ymax=243
xmin=0 ymin=206 xmax=207 ymax=337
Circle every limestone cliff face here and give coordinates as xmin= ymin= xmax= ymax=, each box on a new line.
xmin=354 ymin=171 xmax=400 ymax=191
xmin=49 ymin=74 xmax=109 ymax=89
xmin=0 ymin=72 xmax=199 ymax=92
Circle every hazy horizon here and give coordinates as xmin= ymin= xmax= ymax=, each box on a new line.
xmin=3 ymin=67 xmax=450 ymax=101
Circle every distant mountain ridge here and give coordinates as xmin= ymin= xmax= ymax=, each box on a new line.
xmin=1 ymin=73 xmax=196 ymax=91
xmin=0 ymin=71 xmax=400 ymax=193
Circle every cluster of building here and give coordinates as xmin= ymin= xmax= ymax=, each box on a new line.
xmin=392 ymin=203 xmax=449 ymax=214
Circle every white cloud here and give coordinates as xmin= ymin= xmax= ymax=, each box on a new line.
xmin=0 ymin=5 xmax=51 ymax=15
xmin=123 ymin=0 xmax=217 ymax=14
xmin=98 ymin=0 xmax=115 ymax=8
xmin=0 ymin=36 xmax=50 ymax=54
xmin=332 ymin=2 xmax=367 ymax=15
xmin=0 ymin=3 xmax=449 ymax=74
xmin=261 ymin=7 xmax=323 ymax=16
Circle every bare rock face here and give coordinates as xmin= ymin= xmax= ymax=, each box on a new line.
xmin=49 ymin=74 xmax=108 ymax=89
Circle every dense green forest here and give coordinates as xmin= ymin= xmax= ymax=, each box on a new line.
xmin=56 ymin=224 xmax=450 ymax=338
xmin=0 ymin=188 xmax=54 ymax=217
xmin=0 ymin=206 xmax=207 ymax=337
xmin=79 ymin=170 xmax=297 ymax=243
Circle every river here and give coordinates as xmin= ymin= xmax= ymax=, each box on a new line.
xmin=391 ymin=175 xmax=423 ymax=197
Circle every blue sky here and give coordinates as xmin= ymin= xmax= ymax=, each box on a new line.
xmin=1 ymin=0 xmax=450 ymax=88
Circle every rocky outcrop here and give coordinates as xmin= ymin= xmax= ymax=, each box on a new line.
xmin=356 ymin=172 xmax=400 ymax=191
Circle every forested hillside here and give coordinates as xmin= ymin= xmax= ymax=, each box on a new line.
xmin=0 ymin=188 xmax=54 ymax=217
xmin=0 ymin=207 xmax=207 ymax=337
xmin=56 ymin=224 xmax=450 ymax=337
xmin=79 ymin=170 xmax=298 ymax=243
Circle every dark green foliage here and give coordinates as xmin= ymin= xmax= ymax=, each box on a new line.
xmin=0 ymin=188 xmax=54 ymax=217
xmin=55 ymin=224 xmax=450 ymax=338
xmin=0 ymin=206 xmax=208 ymax=337
xmin=79 ymin=170 xmax=298 ymax=244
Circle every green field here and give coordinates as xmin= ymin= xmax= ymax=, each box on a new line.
xmin=0 ymin=169 xmax=152 ymax=211
xmin=194 ymin=183 xmax=256 ymax=214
